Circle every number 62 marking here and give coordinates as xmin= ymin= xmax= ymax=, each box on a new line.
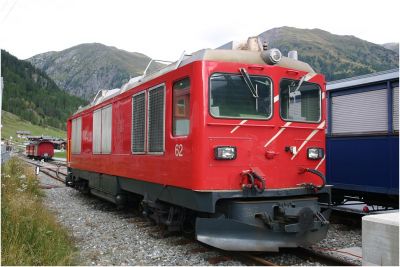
xmin=175 ymin=144 xmax=183 ymax=157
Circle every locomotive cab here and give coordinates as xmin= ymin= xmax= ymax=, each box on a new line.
xmin=191 ymin=49 xmax=330 ymax=251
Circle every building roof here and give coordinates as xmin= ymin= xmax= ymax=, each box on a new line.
xmin=16 ymin=130 xmax=31 ymax=134
xmin=327 ymin=68 xmax=399 ymax=91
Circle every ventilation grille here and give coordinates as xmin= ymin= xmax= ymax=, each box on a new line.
xmin=93 ymin=110 xmax=102 ymax=154
xmin=132 ymin=92 xmax=146 ymax=153
xmin=71 ymin=117 xmax=82 ymax=154
xmin=393 ymin=87 xmax=399 ymax=131
xmin=148 ymin=86 xmax=165 ymax=153
xmin=101 ymin=105 xmax=112 ymax=154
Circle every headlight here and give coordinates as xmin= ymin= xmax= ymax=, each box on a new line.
xmin=307 ymin=147 xmax=324 ymax=160
xmin=214 ymin=146 xmax=237 ymax=160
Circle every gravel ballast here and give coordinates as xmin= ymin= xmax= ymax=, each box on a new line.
xmin=39 ymin=173 xmax=243 ymax=265
xmin=38 ymin=171 xmax=361 ymax=266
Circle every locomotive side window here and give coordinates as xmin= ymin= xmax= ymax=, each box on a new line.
xmin=71 ymin=117 xmax=82 ymax=154
xmin=148 ymin=84 xmax=165 ymax=153
xmin=173 ymin=78 xmax=190 ymax=136
xmin=92 ymin=104 xmax=112 ymax=154
xmin=132 ymin=92 xmax=146 ymax=153
xmin=280 ymin=79 xmax=321 ymax=123
xmin=209 ymin=73 xmax=272 ymax=119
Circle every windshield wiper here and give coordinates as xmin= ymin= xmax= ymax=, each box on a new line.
xmin=239 ymin=68 xmax=260 ymax=112
xmin=239 ymin=68 xmax=258 ymax=98
xmin=293 ymin=75 xmax=306 ymax=93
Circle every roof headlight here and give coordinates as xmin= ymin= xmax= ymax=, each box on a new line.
xmin=214 ymin=146 xmax=237 ymax=160
xmin=261 ymin=48 xmax=282 ymax=65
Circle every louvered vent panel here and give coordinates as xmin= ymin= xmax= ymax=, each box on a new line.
xmin=393 ymin=87 xmax=399 ymax=131
xmin=71 ymin=119 xmax=77 ymax=153
xmin=132 ymin=93 xmax=146 ymax=153
xmin=71 ymin=119 xmax=76 ymax=153
xmin=101 ymin=105 xmax=112 ymax=154
xmin=71 ymin=117 xmax=81 ymax=154
xmin=148 ymin=86 xmax=165 ymax=153
xmin=93 ymin=109 xmax=102 ymax=153
xmin=332 ymin=89 xmax=388 ymax=134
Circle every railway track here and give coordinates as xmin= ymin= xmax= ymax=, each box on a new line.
xmin=228 ymin=247 xmax=359 ymax=266
xmin=20 ymin=157 xmax=67 ymax=183
xmin=18 ymin=155 xmax=360 ymax=266
xmin=128 ymin=214 xmax=359 ymax=266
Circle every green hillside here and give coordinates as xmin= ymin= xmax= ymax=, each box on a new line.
xmin=259 ymin=27 xmax=398 ymax=81
xmin=1 ymin=50 xmax=87 ymax=130
xmin=1 ymin=110 xmax=66 ymax=140
xmin=28 ymin=43 xmax=164 ymax=100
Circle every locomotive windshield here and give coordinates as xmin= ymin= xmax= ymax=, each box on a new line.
xmin=209 ymin=73 xmax=272 ymax=119
xmin=280 ymin=78 xmax=321 ymax=123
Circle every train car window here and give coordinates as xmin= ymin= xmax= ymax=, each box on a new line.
xmin=93 ymin=105 xmax=112 ymax=154
xmin=71 ymin=117 xmax=82 ymax=154
xmin=209 ymin=73 xmax=272 ymax=120
xmin=132 ymin=92 xmax=146 ymax=153
xmin=148 ymin=84 xmax=165 ymax=153
xmin=280 ymin=79 xmax=321 ymax=123
xmin=173 ymin=78 xmax=190 ymax=136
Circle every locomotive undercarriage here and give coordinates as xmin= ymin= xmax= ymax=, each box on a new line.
xmin=67 ymin=168 xmax=331 ymax=251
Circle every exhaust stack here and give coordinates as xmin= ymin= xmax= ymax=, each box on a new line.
xmin=288 ymin=50 xmax=298 ymax=60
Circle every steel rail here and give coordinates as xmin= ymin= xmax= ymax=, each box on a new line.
xmin=20 ymin=157 xmax=66 ymax=183
xmin=294 ymin=247 xmax=359 ymax=266
xmin=240 ymin=253 xmax=278 ymax=266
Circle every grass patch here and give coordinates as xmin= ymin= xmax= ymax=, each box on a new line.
xmin=1 ymin=157 xmax=76 ymax=265
xmin=1 ymin=110 xmax=66 ymax=140
xmin=54 ymin=151 xmax=67 ymax=159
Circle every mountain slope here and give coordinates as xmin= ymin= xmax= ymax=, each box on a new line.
xmin=258 ymin=27 xmax=398 ymax=81
xmin=28 ymin=28 xmax=398 ymax=99
xmin=1 ymin=50 xmax=87 ymax=130
xmin=28 ymin=43 xmax=164 ymax=100
xmin=381 ymin=42 xmax=399 ymax=53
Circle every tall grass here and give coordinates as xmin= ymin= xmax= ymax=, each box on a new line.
xmin=1 ymin=157 xmax=76 ymax=265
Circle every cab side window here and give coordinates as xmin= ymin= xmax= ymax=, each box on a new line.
xmin=173 ymin=78 xmax=190 ymax=136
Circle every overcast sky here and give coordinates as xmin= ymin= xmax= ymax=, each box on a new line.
xmin=0 ymin=0 xmax=399 ymax=61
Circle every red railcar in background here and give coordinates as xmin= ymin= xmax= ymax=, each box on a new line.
xmin=66 ymin=40 xmax=331 ymax=251
xmin=26 ymin=140 xmax=54 ymax=161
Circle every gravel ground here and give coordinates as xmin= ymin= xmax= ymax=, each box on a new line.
xmin=258 ymin=222 xmax=362 ymax=266
xmin=311 ymin=223 xmax=362 ymax=265
xmin=38 ymin=173 xmax=244 ymax=266
xmin=38 ymin=171 xmax=361 ymax=266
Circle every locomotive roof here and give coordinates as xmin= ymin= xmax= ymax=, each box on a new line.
xmin=74 ymin=49 xmax=315 ymax=114
xmin=27 ymin=140 xmax=53 ymax=145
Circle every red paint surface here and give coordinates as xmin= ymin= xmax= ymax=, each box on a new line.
xmin=68 ymin=60 xmax=326 ymax=191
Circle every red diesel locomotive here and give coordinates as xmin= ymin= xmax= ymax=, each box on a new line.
xmin=67 ymin=40 xmax=331 ymax=251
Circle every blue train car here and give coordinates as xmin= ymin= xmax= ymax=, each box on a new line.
xmin=326 ymin=69 xmax=399 ymax=208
